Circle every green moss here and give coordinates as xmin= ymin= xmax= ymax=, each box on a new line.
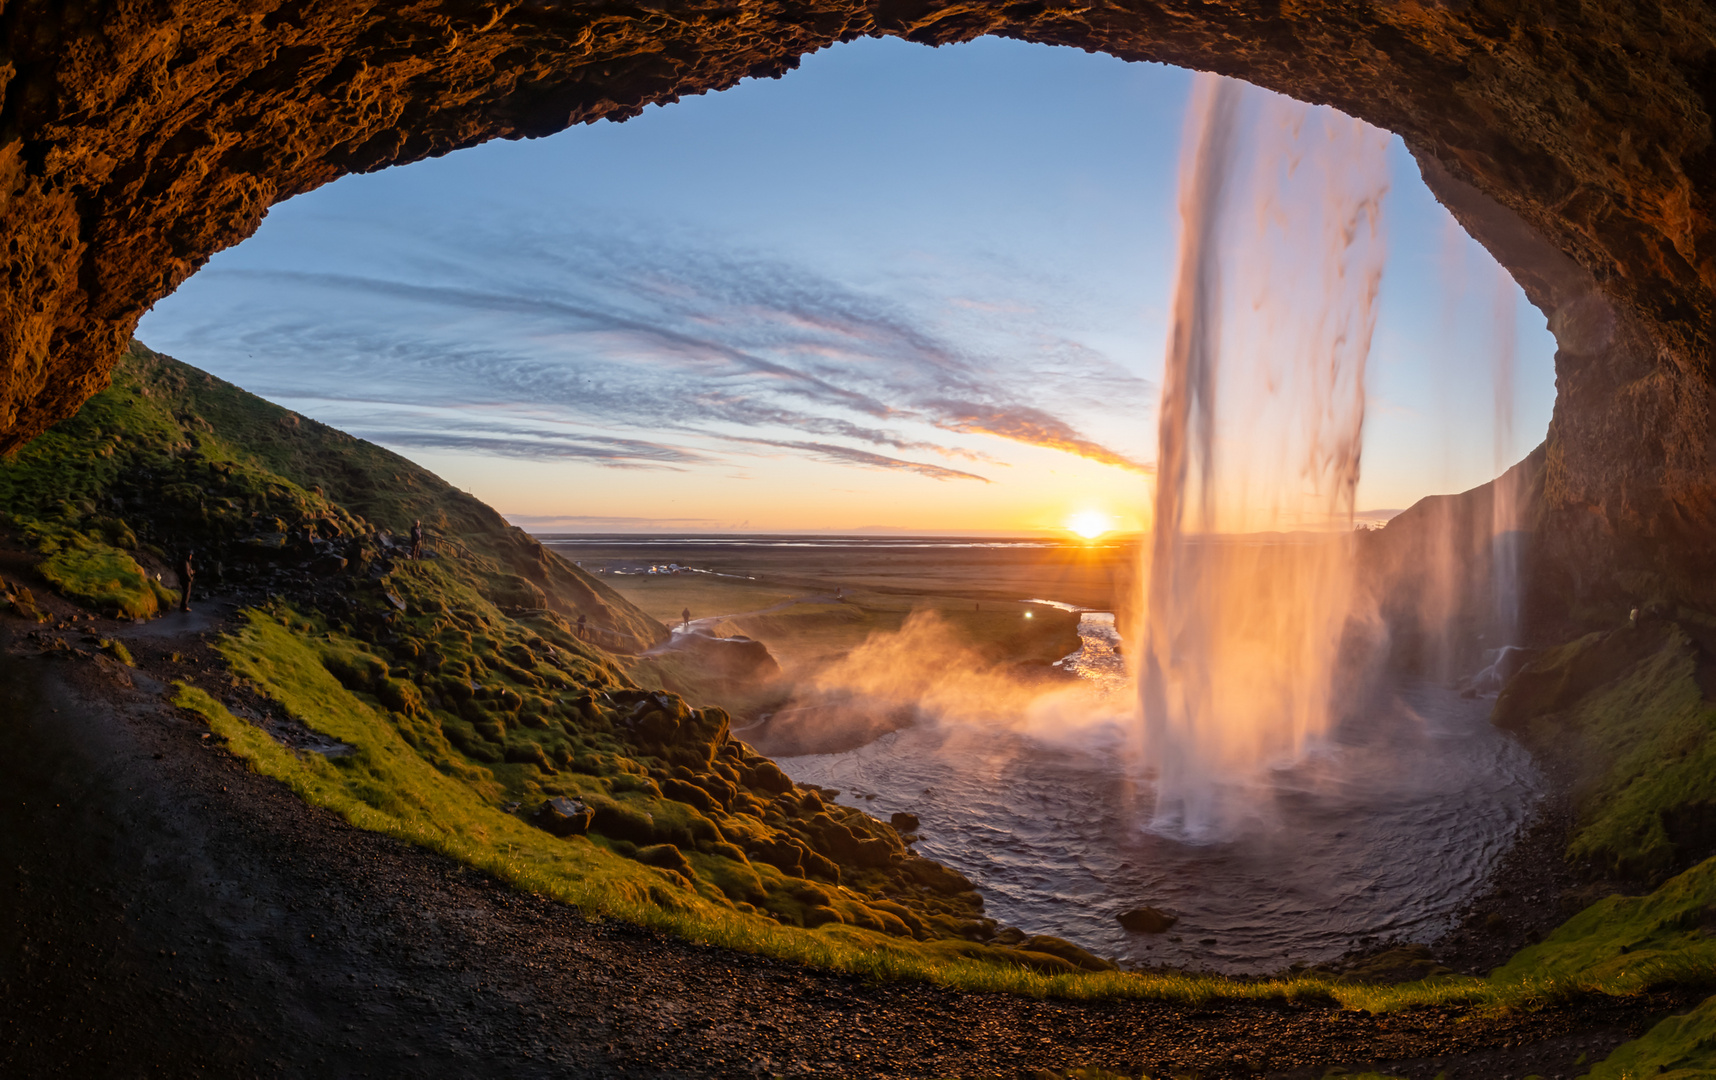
xmin=36 ymin=533 xmax=171 ymax=618
xmin=96 ymin=637 xmax=134 ymax=666
xmin=0 ymin=341 xmax=665 ymax=648
xmin=184 ymin=624 xmax=1364 ymax=1003
xmin=1582 ymin=994 xmax=1716 ymax=1079
xmin=1492 ymin=857 xmax=1716 ymax=998
xmin=1496 ymin=623 xmax=1716 ymax=878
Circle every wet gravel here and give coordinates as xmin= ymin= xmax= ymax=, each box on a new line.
xmin=0 ymin=596 xmax=1695 ymax=1078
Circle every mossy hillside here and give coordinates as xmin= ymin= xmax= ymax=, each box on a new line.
xmin=186 ymin=644 xmax=1405 ymax=1009
xmin=0 ymin=342 xmax=363 ymax=617
xmin=0 ymin=342 xmax=988 ymax=942
xmin=1492 ymin=858 xmax=1716 ymax=997
xmin=201 ymin=597 xmax=1716 ymax=1021
xmin=190 ymin=610 xmax=1351 ymax=999
xmin=1495 ymin=621 xmax=1716 ymax=878
xmin=1583 ymin=993 xmax=1716 ymax=1079
xmin=9 ymin=344 xmax=1716 ymax=1067
xmin=215 ymin=603 xmax=1010 ymax=945
xmin=0 ymin=341 xmax=664 ymax=646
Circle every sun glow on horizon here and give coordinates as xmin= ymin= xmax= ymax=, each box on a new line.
xmin=1066 ymin=510 xmax=1113 ymax=540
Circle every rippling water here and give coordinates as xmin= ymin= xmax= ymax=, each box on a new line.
xmin=777 ymin=614 xmax=1541 ymax=974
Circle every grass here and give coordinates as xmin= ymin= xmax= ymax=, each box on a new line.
xmin=35 ymin=529 xmax=176 ymax=617
xmin=1490 ymin=858 xmax=1716 ymax=999
xmin=1583 ymin=994 xmax=1716 ymax=1078
xmin=182 ymin=609 xmax=1716 ymax=1018
xmin=0 ymin=340 xmax=664 ymax=647
xmin=607 ymin=569 xmax=1083 ymax=677
xmin=12 ymin=341 xmax=1716 ymax=1080
xmin=179 ymin=615 xmax=1346 ymax=1003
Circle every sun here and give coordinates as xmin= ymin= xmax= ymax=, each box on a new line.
xmin=1066 ymin=510 xmax=1112 ymax=540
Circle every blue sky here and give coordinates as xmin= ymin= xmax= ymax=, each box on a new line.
xmin=137 ymin=37 xmax=1556 ymax=535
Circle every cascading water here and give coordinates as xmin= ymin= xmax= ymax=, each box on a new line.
xmin=768 ymin=74 xmax=1545 ymax=971
xmin=1138 ymin=74 xmax=1392 ymax=840
xmin=1489 ymin=260 xmax=1525 ymax=647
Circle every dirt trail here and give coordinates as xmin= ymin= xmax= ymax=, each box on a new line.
xmin=0 ymin=603 xmax=1683 ymax=1078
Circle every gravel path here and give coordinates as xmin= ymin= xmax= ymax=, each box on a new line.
xmin=0 ymin=604 xmax=1687 ymax=1079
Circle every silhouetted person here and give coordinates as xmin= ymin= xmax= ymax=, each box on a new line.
xmin=681 ymin=607 xmax=691 ymax=631
xmin=576 ymin=613 xmax=587 ymax=639
xmin=410 ymin=519 xmax=424 ymax=560
xmin=179 ymin=549 xmax=195 ymax=613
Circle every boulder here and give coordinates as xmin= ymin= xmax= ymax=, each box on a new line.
xmin=532 ymin=796 xmax=593 ymax=837
xmin=889 ymin=811 xmax=920 ymax=834
xmin=1116 ymin=906 xmax=1177 ymax=934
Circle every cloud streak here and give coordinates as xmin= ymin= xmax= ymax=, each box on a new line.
xmin=927 ymin=400 xmax=1153 ymax=473
xmin=729 ymin=437 xmax=991 ymax=482
xmin=144 ymin=219 xmax=1154 ymax=482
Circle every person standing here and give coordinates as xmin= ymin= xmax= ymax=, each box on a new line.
xmin=576 ymin=613 xmax=587 ymax=640
xmin=179 ymin=549 xmax=196 ymax=613
xmin=410 ymin=519 xmax=424 ymax=560
xmin=681 ymin=607 xmax=691 ymax=631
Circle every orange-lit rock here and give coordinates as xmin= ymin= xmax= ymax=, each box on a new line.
xmin=3 ymin=2 xmax=1712 ymax=606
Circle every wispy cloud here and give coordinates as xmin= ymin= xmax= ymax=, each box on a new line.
xmin=730 ymin=437 xmax=991 ymax=482
xmin=367 ymin=431 xmax=703 ymax=469
xmin=144 ymin=219 xmax=1152 ymax=481
xmin=927 ymin=400 xmax=1154 ymax=473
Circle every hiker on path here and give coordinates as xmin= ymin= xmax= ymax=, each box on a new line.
xmin=576 ymin=613 xmax=587 ymax=639
xmin=410 ymin=520 xmax=424 ymax=560
xmin=681 ymin=607 xmax=691 ymax=631
xmin=179 ymin=549 xmax=196 ymax=613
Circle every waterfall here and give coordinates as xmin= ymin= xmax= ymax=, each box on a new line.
xmin=1138 ymin=74 xmax=1391 ymax=840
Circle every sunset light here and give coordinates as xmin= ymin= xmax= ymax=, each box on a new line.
xmin=1067 ymin=510 xmax=1112 ymax=539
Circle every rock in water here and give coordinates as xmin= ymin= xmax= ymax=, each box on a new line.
xmin=889 ymin=811 xmax=920 ymax=834
xmin=1117 ymin=906 xmax=1178 ymax=933
xmin=532 ymin=797 xmax=593 ymax=837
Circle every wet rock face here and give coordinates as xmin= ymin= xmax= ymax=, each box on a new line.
xmin=3 ymin=3 xmax=1714 ymax=604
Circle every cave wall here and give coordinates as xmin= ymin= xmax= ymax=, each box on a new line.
xmin=2 ymin=1 xmax=1713 ymax=610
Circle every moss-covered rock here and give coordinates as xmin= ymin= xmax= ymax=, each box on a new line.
xmin=1495 ymin=620 xmax=1716 ymax=879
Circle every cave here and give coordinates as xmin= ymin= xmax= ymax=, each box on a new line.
xmin=2 ymin=7 xmax=1713 ymax=592
xmin=6 ymin=3 xmax=1715 ymax=616
xmin=6 ymin=8 xmax=1716 ymax=1072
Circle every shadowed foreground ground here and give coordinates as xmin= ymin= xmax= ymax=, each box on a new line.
xmin=0 ymin=603 xmax=1678 ymax=1079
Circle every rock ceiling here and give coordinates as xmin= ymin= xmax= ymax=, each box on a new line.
xmin=2 ymin=1 xmax=1712 ymax=604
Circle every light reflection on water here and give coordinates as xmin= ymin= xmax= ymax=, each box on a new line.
xmin=777 ymin=614 xmax=1540 ymax=974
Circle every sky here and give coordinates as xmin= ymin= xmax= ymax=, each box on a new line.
xmin=136 ymin=37 xmax=1557 ymax=537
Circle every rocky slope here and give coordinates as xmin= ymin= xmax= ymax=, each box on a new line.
xmin=0 ymin=339 xmax=1125 ymax=979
